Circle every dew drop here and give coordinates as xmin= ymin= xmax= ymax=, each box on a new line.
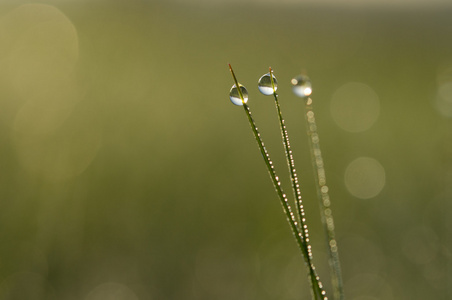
xmin=229 ymin=84 xmax=249 ymax=106
xmin=258 ymin=72 xmax=278 ymax=95
xmin=291 ymin=75 xmax=312 ymax=97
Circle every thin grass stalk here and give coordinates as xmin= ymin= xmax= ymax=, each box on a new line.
xmin=268 ymin=68 xmax=326 ymax=300
xmin=304 ymin=97 xmax=344 ymax=300
xmin=229 ymin=64 xmax=326 ymax=300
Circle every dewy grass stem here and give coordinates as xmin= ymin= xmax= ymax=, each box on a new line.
xmin=268 ymin=68 xmax=326 ymax=300
xmin=229 ymin=64 xmax=326 ymax=300
xmin=304 ymin=97 xmax=344 ymax=300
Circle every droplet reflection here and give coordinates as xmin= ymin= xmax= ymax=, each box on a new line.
xmin=229 ymin=84 xmax=248 ymax=106
xmin=291 ymin=75 xmax=312 ymax=98
xmin=258 ymin=72 xmax=277 ymax=95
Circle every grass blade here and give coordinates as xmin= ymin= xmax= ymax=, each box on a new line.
xmin=268 ymin=68 xmax=326 ymax=300
xmin=229 ymin=64 xmax=327 ymax=300
xmin=304 ymin=96 xmax=344 ymax=300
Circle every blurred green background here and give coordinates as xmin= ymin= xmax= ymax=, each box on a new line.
xmin=0 ymin=0 xmax=451 ymax=299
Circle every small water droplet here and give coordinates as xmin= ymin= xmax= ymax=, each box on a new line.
xmin=291 ymin=75 xmax=312 ymax=97
xmin=229 ymin=84 xmax=249 ymax=106
xmin=258 ymin=73 xmax=277 ymax=95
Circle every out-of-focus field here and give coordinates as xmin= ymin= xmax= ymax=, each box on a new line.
xmin=0 ymin=1 xmax=451 ymax=299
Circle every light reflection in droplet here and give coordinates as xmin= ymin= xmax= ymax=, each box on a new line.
xmin=344 ymin=157 xmax=385 ymax=199
xmin=229 ymin=84 xmax=249 ymax=106
xmin=291 ymin=75 xmax=312 ymax=98
xmin=330 ymin=82 xmax=380 ymax=132
xmin=258 ymin=72 xmax=277 ymax=95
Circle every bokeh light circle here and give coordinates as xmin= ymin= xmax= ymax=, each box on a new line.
xmin=0 ymin=4 xmax=79 ymax=97
xmin=435 ymin=62 xmax=452 ymax=117
xmin=0 ymin=3 xmax=80 ymax=130
xmin=344 ymin=157 xmax=385 ymax=199
xmin=0 ymin=4 xmax=101 ymax=181
xmin=330 ymin=82 xmax=380 ymax=132
xmin=436 ymin=82 xmax=452 ymax=117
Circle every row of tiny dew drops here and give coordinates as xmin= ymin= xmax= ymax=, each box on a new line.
xmin=227 ymin=65 xmax=330 ymax=300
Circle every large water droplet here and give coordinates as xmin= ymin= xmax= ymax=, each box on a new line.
xmin=229 ymin=84 xmax=249 ymax=106
xmin=291 ymin=75 xmax=312 ymax=97
xmin=258 ymin=73 xmax=278 ymax=95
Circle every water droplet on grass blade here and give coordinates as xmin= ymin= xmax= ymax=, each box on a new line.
xmin=229 ymin=84 xmax=249 ymax=106
xmin=258 ymin=73 xmax=278 ymax=95
xmin=291 ymin=75 xmax=312 ymax=97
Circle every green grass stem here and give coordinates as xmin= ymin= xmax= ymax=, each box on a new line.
xmin=269 ymin=67 xmax=326 ymax=300
xmin=304 ymin=97 xmax=344 ymax=300
xmin=229 ymin=64 xmax=326 ymax=300
xmin=270 ymin=68 xmax=325 ymax=299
